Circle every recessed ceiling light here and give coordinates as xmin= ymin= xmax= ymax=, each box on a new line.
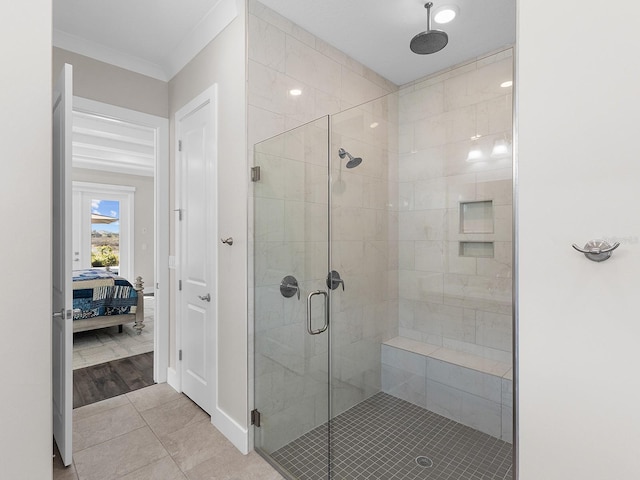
xmin=370 ymin=122 xmax=379 ymax=129
xmin=466 ymin=147 xmax=483 ymax=162
xmin=470 ymin=134 xmax=482 ymax=140
xmin=433 ymin=6 xmax=458 ymax=24
xmin=289 ymin=88 xmax=302 ymax=96
xmin=500 ymin=81 xmax=513 ymax=88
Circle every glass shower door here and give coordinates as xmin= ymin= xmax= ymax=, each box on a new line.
xmin=253 ymin=117 xmax=331 ymax=479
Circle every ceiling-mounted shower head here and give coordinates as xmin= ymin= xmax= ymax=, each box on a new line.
xmin=338 ymin=148 xmax=363 ymax=168
xmin=410 ymin=2 xmax=449 ymax=55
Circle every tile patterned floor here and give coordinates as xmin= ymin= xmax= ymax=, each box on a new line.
xmin=53 ymin=384 xmax=284 ymax=480
xmin=73 ymin=297 xmax=155 ymax=370
xmin=270 ymin=392 xmax=513 ymax=480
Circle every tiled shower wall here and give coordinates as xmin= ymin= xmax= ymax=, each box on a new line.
xmin=396 ymin=50 xmax=513 ymax=364
xmin=330 ymin=96 xmax=399 ymax=417
xmin=249 ymin=0 xmax=397 ymax=452
xmin=247 ymin=0 xmax=396 ymax=148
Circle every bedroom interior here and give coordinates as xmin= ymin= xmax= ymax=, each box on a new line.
xmin=70 ymin=108 xmax=157 ymax=383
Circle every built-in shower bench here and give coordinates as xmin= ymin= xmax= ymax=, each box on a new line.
xmin=381 ymin=336 xmax=513 ymax=443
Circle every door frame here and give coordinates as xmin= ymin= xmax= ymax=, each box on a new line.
xmin=172 ymin=84 xmax=219 ymax=401
xmin=73 ymin=96 xmax=170 ymax=383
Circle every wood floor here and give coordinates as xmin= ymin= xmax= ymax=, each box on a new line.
xmin=73 ymin=351 xmax=154 ymax=408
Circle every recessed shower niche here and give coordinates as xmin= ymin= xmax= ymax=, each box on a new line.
xmin=459 ymin=201 xmax=495 ymax=258
xmin=460 ymin=200 xmax=494 ymax=234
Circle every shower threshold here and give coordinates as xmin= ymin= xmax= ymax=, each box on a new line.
xmin=269 ymin=392 xmax=513 ymax=480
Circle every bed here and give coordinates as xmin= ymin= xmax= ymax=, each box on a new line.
xmin=72 ymin=269 xmax=145 ymax=335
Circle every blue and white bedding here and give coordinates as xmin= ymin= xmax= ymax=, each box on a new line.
xmin=72 ymin=269 xmax=138 ymax=320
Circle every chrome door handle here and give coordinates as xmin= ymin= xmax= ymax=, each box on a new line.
xmin=52 ymin=309 xmax=64 ymax=318
xmin=198 ymin=293 xmax=211 ymax=302
xmin=306 ymin=290 xmax=328 ymax=335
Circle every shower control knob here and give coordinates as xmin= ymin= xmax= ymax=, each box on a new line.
xmin=280 ymin=275 xmax=300 ymax=300
xmin=326 ymin=270 xmax=345 ymax=291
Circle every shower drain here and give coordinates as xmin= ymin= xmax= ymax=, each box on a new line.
xmin=415 ymin=456 xmax=434 ymax=468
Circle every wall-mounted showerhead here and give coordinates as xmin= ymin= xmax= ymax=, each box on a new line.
xmin=410 ymin=2 xmax=448 ymax=55
xmin=338 ymin=148 xmax=363 ymax=168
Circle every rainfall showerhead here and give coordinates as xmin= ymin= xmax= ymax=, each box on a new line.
xmin=410 ymin=2 xmax=449 ymax=55
xmin=338 ymin=148 xmax=363 ymax=168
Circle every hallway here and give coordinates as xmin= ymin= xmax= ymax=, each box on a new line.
xmin=54 ymin=384 xmax=282 ymax=480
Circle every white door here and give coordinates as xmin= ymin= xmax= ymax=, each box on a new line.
xmin=176 ymin=87 xmax=218 ymax=415
xmin=52 ymin=63 xmax=73 ymax=466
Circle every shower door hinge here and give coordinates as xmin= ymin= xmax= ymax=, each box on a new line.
xmin=178 ymin=280 xmax=182 ymax=291
xmin=251 ymin=409 xmax=261 ymax=427
xmin=251 ymin=166 xmax=261 ymax=182
xmin=179 ymin=349 xmax=182 ymax=361
xmin=178 ymin=140 xmax=182 ymax=152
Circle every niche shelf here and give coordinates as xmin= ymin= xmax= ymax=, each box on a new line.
xmin=460 ymin=200 xmax=494 ymax=234
xmin=459 ymin=241 xmax=495 ymax=258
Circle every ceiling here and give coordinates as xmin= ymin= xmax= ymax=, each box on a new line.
xmin=54 ymin=0 xmax=515 ymax=85
xmin=72 ymin=111 xmax=156 ymax=177
xmin=53 ymin=0 xmax=237 ymax=81
xmin=259 ymin=0 xmax=515 ymax=85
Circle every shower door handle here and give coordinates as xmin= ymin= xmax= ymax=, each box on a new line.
xmin=306 ymin=290 xmax=328 ymax=335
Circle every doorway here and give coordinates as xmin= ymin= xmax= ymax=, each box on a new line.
xmin=71 ymin=97 xmax=169 ymax=386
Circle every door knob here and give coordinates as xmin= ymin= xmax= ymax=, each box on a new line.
xmin=198 ymin=293 xmax=211 ymax=302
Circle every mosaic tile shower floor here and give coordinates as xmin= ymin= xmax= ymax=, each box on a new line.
xmin=270 ymin=392 xmax=513 ymax=480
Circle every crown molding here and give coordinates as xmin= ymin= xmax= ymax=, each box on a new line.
xmin=53 ymin=29 xmax=168 ymax=81
xmin=53 ymin=0 xmax=238 ymax=83
xmin=165 ymin=0 xmax=238 ymax=80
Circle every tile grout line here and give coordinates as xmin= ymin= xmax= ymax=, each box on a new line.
xmin=136 ymin=396 xmax=188 ymax=477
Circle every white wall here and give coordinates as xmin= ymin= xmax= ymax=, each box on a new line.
xmin=518 ymin=0 xmax=640 ymax=478
xmin=168 ymin=0 xmax=248 ymax=447
xmin=53 ymin=47 xmax=169 ymax=118
xmin=0 ymin=1 xmax=53 ymax=478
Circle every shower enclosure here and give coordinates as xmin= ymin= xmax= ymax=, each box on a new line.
xmin=253 ymin=50 xmax=514 ymax=480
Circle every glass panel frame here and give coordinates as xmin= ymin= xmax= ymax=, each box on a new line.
xmin=253 ymin=116 xmax=331 ymax=480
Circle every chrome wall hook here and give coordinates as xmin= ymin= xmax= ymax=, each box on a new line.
xmin=572 ymin=240 xmax=620 ymax=262
xmin=221 ymin=237 xmax=234 ymax=246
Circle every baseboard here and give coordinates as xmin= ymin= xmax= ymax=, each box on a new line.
xmin=166 ymin=367 xmax=180 ymax=392
xmin=212 ymin=407 xmax=249 ymax=454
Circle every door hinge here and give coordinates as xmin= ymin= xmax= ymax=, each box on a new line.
xmin=178 ymin=140 xmax=182 ymax=152
xmin=178 ymin=280 xmax=182 ymax=291
xmin=179 ymin=349 xmax=182 ymax=361
xmin=251 ymin=166 xmax=261 ymax=182
xmin=174 ymin=208 xmax=183 ymax=221
xmin=251 ymin=409 xmax=261 ymax=427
